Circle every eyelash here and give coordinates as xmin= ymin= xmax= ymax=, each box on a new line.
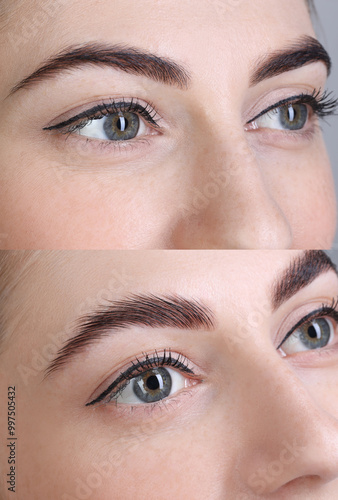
xmin=277 ymin=297 xmax=338 ymax=350
xmin=43 ymin=97 xmax=161 ymax=135
xmin=44 ymin=89 xmax=338 ymax=147
xmin=86 ymin=349 xmax=196 ymax=407
xmin=247 ymin=89 xmax=338 ymax=125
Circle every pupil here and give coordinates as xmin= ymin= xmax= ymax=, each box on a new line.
xmin=117 ymin=116 xmax=128 ymax=131
xmin=308 ymin=325 xmax=318 ymax=339
xmin=146 ymin=375 xmax=160 ymax=391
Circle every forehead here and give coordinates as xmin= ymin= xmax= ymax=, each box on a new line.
xmin=0 ymin=0 xmax=313 ymax=93
xmin=5 ymin=250 xmax=300 ymax=313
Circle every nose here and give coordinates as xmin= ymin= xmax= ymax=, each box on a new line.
xmin=237 ymin=354 xmax=338 ymax=495
xmin=171 ymin=136 xmax=293 ymax=249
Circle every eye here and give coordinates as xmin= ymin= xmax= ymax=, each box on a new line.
xmin=86 ymin=350 xmax=201 ymax=407
xmin=114 ymin=366 xmax=189 ymax=405
xmin=280 ymin=317 xmax=335 ymax=355
xmin=76 ymin=110 xmax=148 ymax=141
xmin=245 ymin=89 xmax=338 ymax=134
xmin=250 ymin=103 xmax=309 ymax=131
xmin=43 ymin=98 xmax=162 ymax=143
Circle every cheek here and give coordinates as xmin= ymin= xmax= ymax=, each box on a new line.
xmin=18 ymin=418 xmax=220 ymax=499
xmin=293 ymin=154 xmax=336 ymax=248
xmin=264 ymin=140 xmax=336 ymax=249
xmin=297 ymin=365 xmax=338 ymax=418
xmin=0 ymin=163 xmax=174 ymax=249
xmin=0 ymin=145 xmax=193 ymax=249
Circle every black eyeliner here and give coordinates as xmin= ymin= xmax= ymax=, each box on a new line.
xmin=86 ymin=350 xmax=194 ymax=407
xmin=247 ymin=89 xmax=338 ymax=124
xmin=277 ymin=299 xmax=338 ymax=350
xmin=43 ymin=98 xmax=160 ymax=132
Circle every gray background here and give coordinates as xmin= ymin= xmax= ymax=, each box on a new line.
xmin=313 ymin=0 xmax=338 ymax=247
xmin=326 ymin=249 xmax=338 ymax=267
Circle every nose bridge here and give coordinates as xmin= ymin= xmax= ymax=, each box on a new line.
xmin=171 ymin=133 xmax=293 ymax=249
xmin=237 ymin=355 xmax=338 ymax=494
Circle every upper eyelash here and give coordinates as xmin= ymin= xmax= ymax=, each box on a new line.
xmin=43 ymin=97 xmax=161 ymax=134
xmin=277 ymin=297 xmax=338 ymax=350
xmin=44 ymin=89 xmax=338 ymax=138
xmin=86 ymin=349 xmax=194 ymax=407
xmin=247 ymin=89 xmax=338 ymax=124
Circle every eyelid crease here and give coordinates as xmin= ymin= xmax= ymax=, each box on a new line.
xmin=277 ymin=298 xmax=338 ymax=350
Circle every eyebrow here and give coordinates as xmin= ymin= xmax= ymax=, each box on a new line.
xmin=251 ymin=35 xmax=331 ymax=86
xmin=272 ymin=250 xmax=337 ymax=311
xmin=7 ymin=43 xmax=191 ymax=97
xmin=8 ymin=35 xmax=330 ymax=98
xmin=44 ymin=295 xmax=214 ymax=378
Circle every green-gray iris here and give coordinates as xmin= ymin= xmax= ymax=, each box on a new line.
xmin=299 ymin=318 xmax=331 ymax=349
xmin=279 ymin=104 xmax=308 ymax=130
xmin=133 ymin=367 xmax=172 ymax=403
xmin=103 ymin=112 xmax=140 ymax=141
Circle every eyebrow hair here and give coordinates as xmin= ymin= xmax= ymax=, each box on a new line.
xmin=8 ymin=34 xmax=330 ymax=98
xmin=7 ymin=43 xmax=191 ymax=97
xmin=272 ymin=250 xmax=337 ymax=311
xmin=251 ymin=35 xmax=331 ymax=86
xmin=44 ymin=294 xmax=214 ymax=378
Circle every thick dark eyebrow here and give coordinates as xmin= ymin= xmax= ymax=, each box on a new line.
xmin=7 ymin=43 xmax=191 ymax=97
xmin=251 ymin=36 xmax=331 ymax=86
xmin=272 ymin=250 xmax=337 ymax=311
xmin=44 ymin=294 xmax=214 ymax=378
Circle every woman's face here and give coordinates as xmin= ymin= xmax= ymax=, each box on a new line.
xmin=1 ymin=250 xmax=338 ymax=499
xmin=0 ymin=0 xmax=336 ymax=249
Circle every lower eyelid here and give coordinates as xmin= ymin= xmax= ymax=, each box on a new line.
xmin=104 ymin=389 xmax=196 ymax=418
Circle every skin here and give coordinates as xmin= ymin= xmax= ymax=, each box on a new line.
xmin=0 ymin=0 xmax=336 ymax=249
xmin=1 ymin=250 xmax=338 ymax=499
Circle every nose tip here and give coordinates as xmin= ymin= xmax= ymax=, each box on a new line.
xmin=231 ymin=202 xmax=293 ymax=249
